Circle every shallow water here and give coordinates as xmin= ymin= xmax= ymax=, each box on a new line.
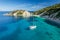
xmin=0 ymin=12 xmax=60 ymax=40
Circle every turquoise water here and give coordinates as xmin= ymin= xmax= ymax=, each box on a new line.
xmin=0 ymin=12 xmax=60 ymax=40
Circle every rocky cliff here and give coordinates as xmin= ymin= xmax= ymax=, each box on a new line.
xmin=34 ymin=4 xmax=60 ymax=20
xmin=3 ymin=10 xmax=31 ymax=18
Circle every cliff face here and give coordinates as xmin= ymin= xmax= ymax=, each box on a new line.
xmin=40 ymin=8 xmax=60 ymax=19
xmin=34 ymin=4 xmax=60 ymax=20
xmin=4 ymin=10 xmax=31 ymax=18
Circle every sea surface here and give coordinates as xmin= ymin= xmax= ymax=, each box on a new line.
xmin=0 ymin=11 xmax=60 ymax=40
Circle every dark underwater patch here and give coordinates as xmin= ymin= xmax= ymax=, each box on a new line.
xmin=44 ymin=19 xmax=60 ymax=28
xmin=0 ymin=26 xmax=8 ymax=32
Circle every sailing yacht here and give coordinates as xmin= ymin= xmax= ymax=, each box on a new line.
xmin=29 ymin=25 xmax=37 ymax=30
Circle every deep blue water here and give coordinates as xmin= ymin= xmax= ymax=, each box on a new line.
xmin=0 ymin=11 xmax=60 ymax=40
xmin=0 ymin=11 xmax=23 ymax=26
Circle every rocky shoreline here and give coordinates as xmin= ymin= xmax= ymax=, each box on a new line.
xmin=44 ymin=17 xmax=60 ymax=28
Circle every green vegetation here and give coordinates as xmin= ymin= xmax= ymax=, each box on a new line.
xmin=34 ymin=3 xmax=60 ymax=15
xmin=8 ymin=10 xmax=25 ymax=16
xmin=34 ymin=3 xmax=60 ymax=19
xmin=6 ymin=10 xmax=31 ymax=17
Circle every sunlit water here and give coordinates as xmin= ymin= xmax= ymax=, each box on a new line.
xmin=0 ymin=11 xmax=60 ymax=40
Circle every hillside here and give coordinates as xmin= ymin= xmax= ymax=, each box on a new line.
xmin=3 ymin=10 xmax=31 ymax=18
xmin=34 ymin=4 xmax=60 ymax=19
xmin=34 ymin=4 xmax=60 ymax=14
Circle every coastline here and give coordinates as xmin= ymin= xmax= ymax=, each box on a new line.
xmin=44 ymin=17 xmax=60 ymax=28
xmin=41 ymin=16 xmax=60 ymax=24
xmin=3 ymin=13 xmax=13 ymax=16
